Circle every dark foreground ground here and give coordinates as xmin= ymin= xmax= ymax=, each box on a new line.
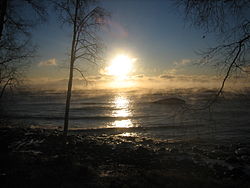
xmin=1 ymin=125 xmax=250 ymax=188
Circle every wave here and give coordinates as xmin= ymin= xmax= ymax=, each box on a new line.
xmin=71 ymin=106 xmax=115 ymax=111
xmin=66 ymin=123 xmax=216 ymax=133
xmin=2 ymin=114 xmax=159 ymax=121
xmin=75 ymin=102 xmax=111 ymax=105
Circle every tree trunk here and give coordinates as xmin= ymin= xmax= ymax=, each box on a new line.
xmin=63 ymin=0 xmax=79 ymax=137
xmin=0 ymin=0 xmax=7 ymax=40
xmin=63 ymin=51 xmax=74 ymax=137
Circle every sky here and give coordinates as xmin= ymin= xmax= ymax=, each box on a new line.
xmin=26 ymin=0 xmax=248 ymax=90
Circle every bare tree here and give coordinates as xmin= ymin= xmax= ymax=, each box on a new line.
xmin=0 ymin=0 xmax=47 ymax=98
xmin=54 ymin=0 xmax=108 ymax=136
xmin=175 ymin=0 xmax=250 ymax=108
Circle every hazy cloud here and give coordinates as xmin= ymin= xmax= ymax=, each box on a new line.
xmin=243 ymin=65 xmax=250 ymax=73
xmin=164 ymin=68 xmax=177 ymax=75
xmin=88 ymin=76 xmax=102 ymax=81
xmin=26 ymin=72 xmax=249 ymax=91
xmin=159 ymin=74 xmax=175 ymax=79
xmin=159 ymin=73 xmax=216 ymax=83
xmin=38 ymin=58 xmax=57 ymax=67
xmin=108 ymin=19 xmax=128 ymax=38
xmin=173 ymin=59 xmax=191 ymax=66
xmin=133 ymin=74 xmax=144 ymax=79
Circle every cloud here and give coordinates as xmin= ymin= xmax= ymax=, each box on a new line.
xmin=88 ymin=76 xmax=102 ymax=80
xmin=173 ymin=59 xmax=191 ymax=66
xmin=243 ymin=65 xmax=250 ymax=73
xmin=132 ymin=74 xmax=144 ymax=79
xmin=107 ymin=19 xmax=128 ymax=38
xmin=26 ymin=72 xmax=250 ymax=91
xmin=160 ymin=59 xmax=194 ymax=78
xmin=38 ymin=58 xmax=57 ymax=67
xmin=159 ymin=74 xmax=175 ymax=79
xmin=159 ymin=73 xmax=216 ymax=83
xmin=163 ymin=68 xmax=177 ymax=75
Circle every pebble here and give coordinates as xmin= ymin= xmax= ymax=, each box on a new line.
xmin=235 ymin=147 xmax=250 ymax=156
xmin=241 ymin=155 xmax=250 ymax=162
xmin=192 ymin=146 xmax=202 ymax=153
xmin=225 ymin=156 xmax=238 ymax=164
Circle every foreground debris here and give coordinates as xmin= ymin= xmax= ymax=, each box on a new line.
xmin=1 ymin=126 xmax=250 ymax=188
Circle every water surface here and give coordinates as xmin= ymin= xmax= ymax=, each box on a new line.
xmin=2 ymin=89 xmax=250 ymax=143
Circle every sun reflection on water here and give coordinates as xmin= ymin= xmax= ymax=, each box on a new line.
xmin=108 ymin=95 xmax=134 ymax=128
xmin=117 ymin=132 xmax=138 ymax=137
xmin=114 ymin=97 xmax=129 ymax=108
xmin=112 ymin=119 xmax=133 ymax=128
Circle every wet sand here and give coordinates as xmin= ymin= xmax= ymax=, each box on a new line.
xmin=1 ymin=125 xmax=250 ymax=188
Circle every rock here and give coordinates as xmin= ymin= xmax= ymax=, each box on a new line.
xmin=166 ymin=147 xmax=178 ymax=153
xmin=225 ymin=156 xmax=239 ymax=164
xmin=213 ymin=163 xmax=228 ymax=178
xmin=192 ymin=146 xmax=202 ymax=153
xmin=158 ymin=147 xmax=166 ymax=152
xmin=230 ymin=167 xmax=245 ymax=178
xmin=136 ymin=146 xmax=149 ymax=154
xmin=240 ymin=155 xmax=250 ymax=162
xmin=235 ymin=147 xmax=250 ymax=156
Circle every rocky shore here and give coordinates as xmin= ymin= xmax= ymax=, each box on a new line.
xmin=1 ymin=126 xmax=250 ymax=188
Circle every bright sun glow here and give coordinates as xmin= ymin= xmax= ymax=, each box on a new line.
xmin=106 ymin=54 xmax=135 ymax=80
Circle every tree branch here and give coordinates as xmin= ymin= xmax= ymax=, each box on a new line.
xmin=73 ymin=67 xmax=88 ymax=86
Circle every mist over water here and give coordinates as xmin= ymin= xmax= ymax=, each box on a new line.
xmin=2 ymin=88 xmax=250 ymax=143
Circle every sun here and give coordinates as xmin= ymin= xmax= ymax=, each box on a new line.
xmin=106 ymin=54 xmax=135 ymax=80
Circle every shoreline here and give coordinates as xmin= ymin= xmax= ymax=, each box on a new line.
xmin=1 ymin=125 xmax=250 ymax=187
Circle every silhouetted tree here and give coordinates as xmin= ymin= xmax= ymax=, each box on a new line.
xmin=54 ymin=0 xmax=108 ymax=136
xmin=176 ymin=0 xmax=250 ymax=107
xmin=0 ymin=0 xmax=47 ymax=98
